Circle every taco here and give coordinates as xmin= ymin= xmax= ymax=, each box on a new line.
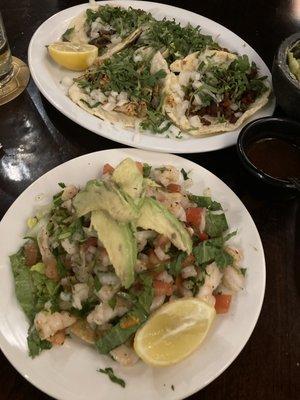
xmin=69 ymin=47 xmax=170 ymax=129
xmin=61 ymin=4 xmax=153 ymax=61
xmin=163 ymin=49 xmax=270 ymax=136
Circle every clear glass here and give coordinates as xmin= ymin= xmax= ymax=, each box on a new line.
xmin=0 ymin=13 xmax=13 ymax=88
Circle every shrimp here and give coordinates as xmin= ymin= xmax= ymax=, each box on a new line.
xmin=87 ymin=300 xmax=128 ymax=326
xmin=150 ymin=295 xmax=166 ymax=312
xmin=153 ymin=165 xmax=180 ymax=187
xmin=224 ymin=246 xmax=243 ymax=266
xmin=197 ymin=262 xmax=223 ymax=307
xmin=61 ymin=185 xmax=78 ymax=201
xmin=37 ymin=226 xmax=59 ymax=281
xmin=222 ymin=266 xmax=245 ymax=292
xmin=34 ymin=311 xmax=76 ymax=340
xmin=72 ymin=283 xmax=89 ymax=310
xmin=97 ymin=285 xmax=119 ymax=302
xmin=110 ymin=345 xmax=139 ymax=366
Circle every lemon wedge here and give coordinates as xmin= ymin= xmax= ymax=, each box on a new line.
xmin=48 ymin=42 xmax=98 ymax=71
xmin=134 ymin=298 xmax=215 ymax=366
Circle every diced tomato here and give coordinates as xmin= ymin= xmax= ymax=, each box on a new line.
xmin=136 ymin=161 xmax=144 ymax=173
xmin=82 ymin=237 xmax=98 ymax=251
xmin=24 ymin=240 xmax=39 ymax=267
xmin=185 ymin=207 xmax=204 ymax=228
xmin=214 ymin=294 xmax=232 ymax=314
xmin=153 ymin=280 xmax=174 ymax=296
xmin=198 ymin=232 xmax=209 ymax=241
xmin=167 ymin=183 xmax=181 ymax=193
xmin=102 ymin=163 xmax=114 ymax=175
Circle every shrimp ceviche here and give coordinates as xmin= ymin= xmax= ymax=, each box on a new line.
xmin=10 ymin=158 xmax=245 ymax=366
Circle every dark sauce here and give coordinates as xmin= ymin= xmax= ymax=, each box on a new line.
xmin=246 ymin=138 xmax=300 ymax=180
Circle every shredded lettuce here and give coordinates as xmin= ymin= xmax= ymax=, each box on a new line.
xmin=10 ymin=250 xmax=61 ymax=323
xmin=27 ymin=327 xmax=52 ymax=358
xmin=96 ymin=306 xmax=147 ymax=354
xmin=205 ymin=212 xmax=228 ymax=237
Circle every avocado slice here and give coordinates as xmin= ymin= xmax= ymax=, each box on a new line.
xmin=91 ymin=210 xmax=136 ymax=288
xmin=73 ymin=180 xmax=139 ymax=222
xmin=112 ymin=158 xmax=144 ymax=199
xmin=137 ymin=197 xmax=192 ymax=254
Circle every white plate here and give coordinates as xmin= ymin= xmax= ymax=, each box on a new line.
xmin=0 ymin=148 xmax=265 ymax=400
xmin=28 ymin=0 xmax=275 ymax=153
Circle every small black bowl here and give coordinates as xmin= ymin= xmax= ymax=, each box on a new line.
xmin=272 ymin=32 xmax=300 ymax=121
xmin=237 ymin=117 xmax=300 ymax=189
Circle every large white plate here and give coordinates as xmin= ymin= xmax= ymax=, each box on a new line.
xmin=28 ymin=0 xmax=275 ymax=153
xmin=0 ymin=149 xmax=265 ymax=400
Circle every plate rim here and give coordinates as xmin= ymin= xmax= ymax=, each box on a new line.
xmin=0 ymin=148 xmax=266 ymax=400
xmin=27 ymin=0 xmax=275 ymax=154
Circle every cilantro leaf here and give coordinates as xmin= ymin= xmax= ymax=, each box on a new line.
xmin=167 ymin=252 xmax=186 ymax=277
xmin=98 ymin=367 xmax=126 ymax=388
xmin=181 ymin=168 xmax=189 ymax=181
xmin=143 ymin=163 xmax=152 ymax=178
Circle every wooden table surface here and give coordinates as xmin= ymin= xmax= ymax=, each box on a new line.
xmin=0 ymin=1 xmax=299 ymax=399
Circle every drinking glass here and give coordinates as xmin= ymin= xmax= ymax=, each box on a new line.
xmin=0 ymin=12 xmax=14 ymax=88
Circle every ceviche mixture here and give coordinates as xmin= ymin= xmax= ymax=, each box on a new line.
xmin=10 ymin=158 xmax=245 ymax=365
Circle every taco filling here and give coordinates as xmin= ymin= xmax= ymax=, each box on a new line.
xmin=69 ymin=47 xmax=171 ymax=132
xmin=62 ymin=5 xmax=153 ymax=56
xmin=164 ymin=50 xmax=270 ymax=134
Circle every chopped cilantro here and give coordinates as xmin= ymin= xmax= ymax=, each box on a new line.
xmin=97 ymin=367 xmax=126 ymax=388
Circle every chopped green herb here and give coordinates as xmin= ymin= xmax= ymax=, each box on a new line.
xmin=171 ymin=385 xmax=175 ymax=391
xmin=27 ymin=327 xmax=52 ymax=358
xmin=143 ymin=163 xmax=152 ymax=178
xmin=168 ymin=252 xmax=186 ymax=277
xmin=80 ymin=99 xmax=100 ymax=108
xmin=181 ymin=168 xmax=190 ymax=181
xmin=58 ymin=182 xmax=66 ymax=188
xmin=188 ymin=195 xmax=222 ymax=211
xmin=205 ymin=212 xmax=228 ymax=237
xmin=62 ymin=27 xmax=74 ymax=42
xmin=240 ymin=268 xmax=247 ymax=276
xmin=139 ymin=18 xmax=219 ymax=63
xmin=97 ymin=367 xmax=126 ymax=388
xmin=108 ymin=297 xmax=117 ymax=310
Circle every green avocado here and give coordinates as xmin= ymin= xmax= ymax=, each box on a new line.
xmin=112 ymin=158 xmax=144 ymax=199
xmin=137 ymin=197 xmax=192 ymax=254
xmin=73 ymin=180 xmax=139 ymax=222
xmin=91 ymin=210 xmax=136 ymax=288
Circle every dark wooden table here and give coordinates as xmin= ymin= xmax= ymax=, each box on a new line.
xmin=0 ymin=1 xmax=299 ymax=399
